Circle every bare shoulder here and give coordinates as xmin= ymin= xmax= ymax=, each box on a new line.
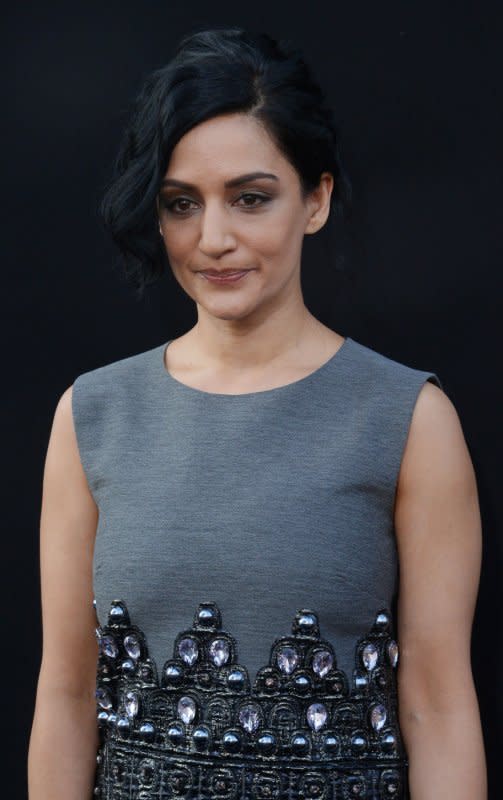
xmin=50 ymin=383 xmax=74 ymax=448
xmin=50 ymin=383 xmax=75 ymax=446
xmin=44 ymin=384 xmax=91 ymax=494
xmin=397 ymin=379 xmax=476 ymax=498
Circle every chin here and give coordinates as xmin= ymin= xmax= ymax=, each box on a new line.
xmin=199 ymin=299 xmax=259 ymax=321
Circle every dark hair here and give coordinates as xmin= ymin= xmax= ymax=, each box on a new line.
xmin=100 ymin=27 xmax=353 ymax=299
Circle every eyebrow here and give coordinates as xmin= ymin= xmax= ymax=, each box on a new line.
xmin=160 ymin=171 xmax=279 ymax=190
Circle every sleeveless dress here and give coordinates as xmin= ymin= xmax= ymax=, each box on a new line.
xmin=71 ymin=334 xmax=443 ymax=800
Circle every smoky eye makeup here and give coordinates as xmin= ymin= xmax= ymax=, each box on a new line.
xmin=160 ymin=196 xmax=195 ymax=212
xmin=158 ymin=188 xmax=275 ymax=215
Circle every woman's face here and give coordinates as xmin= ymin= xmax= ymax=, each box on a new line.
xmin=157 ymin=112 xmax=332 ymax=323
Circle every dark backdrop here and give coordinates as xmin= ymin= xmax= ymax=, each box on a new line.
xmin=4 ymin=2 xmax=502 ymax=797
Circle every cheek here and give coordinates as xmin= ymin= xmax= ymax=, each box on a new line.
xmin=243 ymin=205 xmax=306 ymax=259
xmin=160 ymin=226 xmax=195 ymax=268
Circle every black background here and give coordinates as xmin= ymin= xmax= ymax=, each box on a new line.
xmin=4 ymin=2 xmax=502 ymax=797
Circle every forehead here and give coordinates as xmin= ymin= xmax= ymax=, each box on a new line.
xmin=164 ymin=112 xmax=295 ymax=182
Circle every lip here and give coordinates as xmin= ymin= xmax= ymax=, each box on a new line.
xmin=199 ymin=269 xmax=252 ymax=284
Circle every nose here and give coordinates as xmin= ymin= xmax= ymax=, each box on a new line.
xmin=198 ymin=201 xmax=237 ymax=257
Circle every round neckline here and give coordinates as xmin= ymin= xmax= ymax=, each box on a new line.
xmin=157 ymin=336 xmax=352 ymax=399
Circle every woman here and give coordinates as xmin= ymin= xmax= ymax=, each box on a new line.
xmin=28 ymin=27 xmax=486 ymax=799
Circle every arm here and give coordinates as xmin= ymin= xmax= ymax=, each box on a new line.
xmin=28 ymin=385 xmax=100 ymax=800
xmin=394 ymin=380 xmax=487 ymax=799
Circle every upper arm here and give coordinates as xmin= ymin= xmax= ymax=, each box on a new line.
xmin=394 ymin=380 xmax=482 ymax=715
xmin=37 ymin=384 xmax=99 ymax=699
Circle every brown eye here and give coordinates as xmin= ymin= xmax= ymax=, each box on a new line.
xmin=236 ymin=193 xmax=269 ymax=208
xmin=162 ymin=197 xmax=197 ymax=214
xmin=161 ymin=192 xmax=271 ymax=216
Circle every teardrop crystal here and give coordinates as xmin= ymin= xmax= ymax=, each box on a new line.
xmin=276 ymin=645 xmax=299 ymax=674
xmin=387 ymin=639 xmax=399 ymax=668
xmin=361 ymin=642 xmax=378 ymax=671
xmin=370 ymin=703 xmax=387 ymax=731
xmin=238 ymin=703 xmax=260 ymax=733
xmin=125 ymin=690 xmax=139 ymax=719
xmin=95 ymin=686 xmax=113 ymax=709
xmin=123 ymin=634 xmax=141 ymax=660
xmin=177 ymin=695 xmax=196 ymax=724
xmin=306 ymin=702 xmax=328 ymax=731
xmin=101 ymin=634 xmax=118 ymax=659
xmin=209 ymin=637 xmax=230 ymax=667
xmin=312 ymin=650 xmax=334 ymax=678
xmin=178 ymin=637 xmax=199 ymax=666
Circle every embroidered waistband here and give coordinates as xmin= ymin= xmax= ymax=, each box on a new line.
xmin=92 ymin=600 xmax=409 ymax=799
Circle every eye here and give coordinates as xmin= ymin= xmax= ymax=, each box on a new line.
xmin=161 ymin=197 xmax=197 ymax=215
xmin=235 ymin=192 xmax=270 ymax=208
xmin=160 ymin=192 xmax=271 ymax=216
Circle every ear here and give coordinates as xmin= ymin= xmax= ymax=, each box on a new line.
xmin=304 ymin=172 xmax=334 ymax=235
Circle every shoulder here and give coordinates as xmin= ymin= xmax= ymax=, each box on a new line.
xmin=69 ymin=342 xmax=164 ymax=483
xmin=346 ymin=336 xmax=443 ymax=394
xmin=49 ymin=383 xmax=77 ymax=451
xmin=406 ymin=379 xmax=467 ymax=471
xmin=397 ymin=376 xmax=476 ymax=506
xmin=71 ymin=342 xmax=164 ymax=422
xmin=73 ymin=342 xmax=161 ymax=390
xmin=45 ymin=383 xmax=99 ymax=502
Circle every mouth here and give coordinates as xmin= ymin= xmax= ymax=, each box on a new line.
xmin=199 ymin=268 xmax=251 ymax=275
xmin=198 ymin=269 xmax=253 ymax=284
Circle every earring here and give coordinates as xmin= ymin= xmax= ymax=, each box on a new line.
xmin=159 ymin=222 xmax=163 ymax=236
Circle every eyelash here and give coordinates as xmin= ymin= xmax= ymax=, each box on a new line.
xmin=161 ymin=192 xmax=271 ymax=216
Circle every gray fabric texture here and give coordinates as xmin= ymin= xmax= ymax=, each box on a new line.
xmin=71 ymin=335 xmax=442 ymax=684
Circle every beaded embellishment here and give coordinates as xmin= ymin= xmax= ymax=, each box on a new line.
xmin=92 ymin=599 xmax=409 ymax=799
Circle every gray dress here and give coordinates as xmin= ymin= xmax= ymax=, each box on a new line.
xmin=72 ymin=334 xmax=442 ymax=799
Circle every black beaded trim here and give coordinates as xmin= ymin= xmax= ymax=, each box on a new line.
xmin=92 ymin=600 xmax=409 ymax=799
